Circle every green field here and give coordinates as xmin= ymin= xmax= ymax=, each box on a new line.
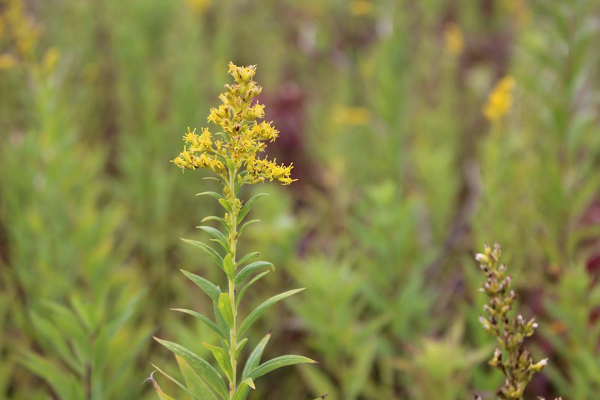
xmin=1 ymin=1 xmax=599 ymax=399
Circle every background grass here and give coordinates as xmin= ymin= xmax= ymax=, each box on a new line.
xmin=1 ymin=0 xmax=599 ymax=399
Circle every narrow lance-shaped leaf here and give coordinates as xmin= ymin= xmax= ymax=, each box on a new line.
xmin=238 ymin=289 xmax=305 ymax=336
xmin=236 ymin=252 xmax=260 ymax=267
xmin=247 ymin=355 xmax=317 ymax=380
xmin=197 ymin=226 xmax=230 ymax=252
xmin=218 ymin=293 xmax=235 ymax=329
xmin=154 ymin=338 xmax=229 ymax=400
xmin=219 ymin=198 xmax=233 ymax=213
xmin=176 ymin=355 xmax=218 ymax=400
xmin=238 ymin=193 xmax=268 ymax=223
xmin=236 ymin=338 xmax=248 ymax=358
xmin=231 ymin=384 xmax=251 ymax=400
xmin=234 ymin=261 xmax=274 ymax=285
xmin=171 ymin=308 xmax=228 ymax=341
xmin=233 ymin=332 xmax=272 ymax=400
xmin=151 ymin=363 xmax=201 ymax=400
xmin=213 ymin=302 xmax=229 ymax=336
xmin=223 ymin=254 xmax=236 ymax=280
xmin=196 ymin=191 xmax=225 ymax=201
xmin=240 ymin=378 xmax=255 ymax=389
xmin=242 ymin=332 xmax=271 ymax=379
xmin=201 ymin=215 xmax=229 ymax=231
xmin=181 ymin=239 xmax=224 ymax=271
xmin=237 ymin=271 xmax=270 ymax=308
xmin=238 ymin=219 xmax=260 ymax=237
xmin=203 ymin=342 xmax=233 ymax=381
xmin=181 ymin=270 xmax=221 ymax=303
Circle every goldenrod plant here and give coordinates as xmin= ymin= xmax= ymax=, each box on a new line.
xmin=149 ymin=63 xmax=316 ymax=400
xmin=474 ymin=244 xmax=559 ymax=400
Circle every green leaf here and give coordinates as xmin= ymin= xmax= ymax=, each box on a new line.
xmin=231 ymin=383 xmax=250 ymax=400
xmin=196 ymin=191 xmax=224 ymax=200
xmin=30 ymin=311 xmax=83 ymax=375
xmin=225 ymin=157 xmax=235 ymax=172
xmin=237 ymin=272 xmax=270 ymax=308
xmin=201 ymin=216 xmax=229 ymax=231
xmin=240 ymin=378 xmax=255 ymax=389
xmin=242 ymin=332 xmax=271 ymax=380
xmin=234 ymin=261 xmax=274 ymax=285
xmin=218 ymin=293 xmax=235 ymax=329
xmin=171 ymin=309 xmax=228 ymax=341
xmin=236 ymin=252 xmax=259 ymax=267
xmin=219 ymin=198 xmax=233 ymax=213
xmin=176 ymin=355 xmax=218 ymax=400
xmin=248 ymin=355 xmax=316 ymax=380
xmin=17 ymin=351 xmax=83 ymax=400
xmin=238 ymin=193 xmax=268 ymax=223
xmin=202 ymin=177 xmax=225 ymax=184
xmin=197 ymin=226 xmax=229 ymax=245
xmin=154 ymin=338 xmax=229 ymax=400
xmin=152 ymin=363 xmax=201 ymax=400
xmin=203 ymin=342 xmax=233 ymax=381
xmin=238 ymin=219 xmax=260 ymax=237
xmin=181 ymin=270 xmax=221 ymax=302
xmin=236 ymin=338 xmax=248 ymax=358
xmin=223 ymin=254 xmax=236 ymax=280
xmin=213 ymin=302 xmax=229 ymax=336
xmin=156 ymin=389 xmax=177 ymax=400
xmin=238 ymin=289 xmax=305 ymax=336
xmin=182 ymin=239 xmax=224 ymax=271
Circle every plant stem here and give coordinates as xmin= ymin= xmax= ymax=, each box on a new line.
xmin=227 ymin=167 xmax=239 ymax=396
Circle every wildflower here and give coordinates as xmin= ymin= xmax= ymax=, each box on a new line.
xmin=505 ymin=0 xmax=531 ymax=28
xmin=348 ymin=0 xmax=373 ymax=16
xmin=185 ymin=0 xmax=211 ymax=14
xmin=482 ymin=76 xmax=516 ymax=122
xmin=172 ymin=63 xmax=295 ymax=185
xmin=443 ymin=23 xmax=464 ymax=56
xmin=474 ymin=243 xmax=552 ymax=400
xmin=156 ymin=63 xmax=313 ymax=400
xmin=0 ymin=54 xmax=16 ymax=70
xmin=183 ymin=127 xmax=198 ymax=144
xmin=332 ymin=106 xmax=371 ymax=126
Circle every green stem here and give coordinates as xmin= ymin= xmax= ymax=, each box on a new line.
xmin=227 ymin=167 xmax=239 ymax=397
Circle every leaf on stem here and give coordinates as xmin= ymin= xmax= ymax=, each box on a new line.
xmin=181 ymin=270 xmax=221 ymax=303
xmin=238 ymin=289 xmax=305 ymax=336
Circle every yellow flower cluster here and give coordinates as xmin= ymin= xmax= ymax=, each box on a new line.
xmin=172 ymin=62 xmax=295 ymax=185
xmin=172 ymin=127 xmax=225 ymax=175
xmin=443 ymin=23 xmax=464 ymax=56
xmin=482 ymin=76 xmax=516 ymax=122
xmin=0 ymin=0 xmax=42 ymax=64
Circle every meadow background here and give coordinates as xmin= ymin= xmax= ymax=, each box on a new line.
xmin=1 ymin=0 xmax=600 ymax=399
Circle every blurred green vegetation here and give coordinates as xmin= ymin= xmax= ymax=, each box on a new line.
xmin=1 ymin=0 xmax=599 ymax=399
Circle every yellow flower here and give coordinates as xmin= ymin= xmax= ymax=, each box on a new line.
xmin=183 ymin=127 xmax=198 ymax=145
xmin=172 ymin=62 xmax=295 ymax=186
xmin=348 ymin=0 xmax=373 ymax=16
xmin=505 ymin=0 xmax=531 ymax=28
xmin=443 ymin=23 xmax=464 ymax=56
xmin=0 ymin=54 xmax=17 ymax=70
xmin=185 ymin=0 xmax=211 ymax=14
xmin=482 ymin=76 xmax=516 ymax=122
xmin=332 ymin=106 xmax=371 ymax=126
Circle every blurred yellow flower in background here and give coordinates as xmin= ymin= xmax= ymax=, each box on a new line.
xmin=185 ymin=0 xmax=212 ymax=14
xmin=0 ymin=54 xmax=16 ymax=70
xmin=443 ymin=23 xmax=464 ymax=56
xmin=482 ymin=76 xmax=516 ymax=122
xmin=332 ymin=106 xmax=371 ymax=126
xmin=348 ymin=0 xmax=373 ymax=16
